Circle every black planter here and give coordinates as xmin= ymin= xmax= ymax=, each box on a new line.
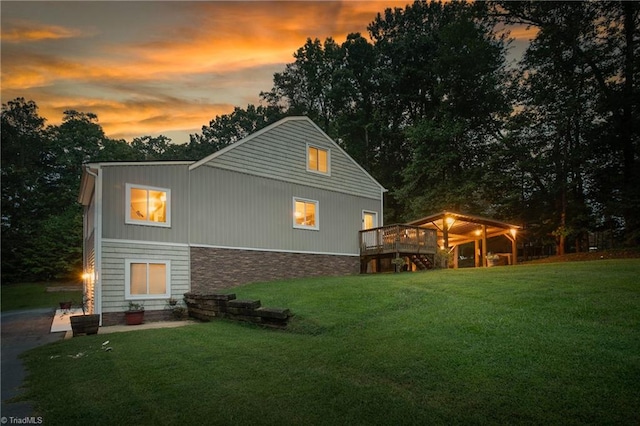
xmin=70 ymin=314 xmax=100 ymax=337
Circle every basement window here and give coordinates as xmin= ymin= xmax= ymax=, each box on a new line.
xmin=125 ymin=260 xmax=171 ymax=299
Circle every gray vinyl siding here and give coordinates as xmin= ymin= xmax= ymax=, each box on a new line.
xmin=100 ymin=164 xmax=190 ymax=243
xmin=200 ymin=118 xmax=382 ymax=200
xmin=190 ymin=167 xmax=380 ymax=255
xmin=100 ymin=240 xmax=189 ymax=313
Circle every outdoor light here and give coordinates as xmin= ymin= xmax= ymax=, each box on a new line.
xmin=445 ymin=216 xmax=455 ymax=228
xmin=510 ymin=228 xmax=517 ymax=238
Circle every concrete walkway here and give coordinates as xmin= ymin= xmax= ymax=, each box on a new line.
xmin=1 ymin=308 xmax=65 ymax=419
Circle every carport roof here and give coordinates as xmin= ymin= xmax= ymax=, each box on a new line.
xmin=407 ymin=211 xmax=521 ymax=247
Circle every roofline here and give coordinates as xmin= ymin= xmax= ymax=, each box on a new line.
xmin=407 ymin=210 xmax=521 ymax=229
xmin=84 ymin=161 xmax=194 ymax=167
xmin=78 ymin=164 xmax=100 ymax=205
xmin=188 ymin=116 xmax=387 ymax=192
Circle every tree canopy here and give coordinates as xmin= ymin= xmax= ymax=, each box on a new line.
xmin=2 ymin=0 xmax=638 ymax=282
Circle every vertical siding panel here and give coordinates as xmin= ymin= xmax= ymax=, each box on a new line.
xmin=190 ymin=167 xmax=380 ymax=254
xmin=101 ymin=164 xmax=190 ymax=243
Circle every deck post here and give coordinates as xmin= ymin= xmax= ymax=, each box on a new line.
xmin=506 ymin=230 xmax=518 ymax=265
xmin=474 ymin=239 xmax=480 ymax=268
xmin=442 ymin=219 xmax=449 ymax=250
xmin=453 ymin=245 xmax=459 ymax=269
xmin=482 ymin=225 xmax=488 ymax=267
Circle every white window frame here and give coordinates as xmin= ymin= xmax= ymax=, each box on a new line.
xmin=125 ymin=259 xmax=171 ymax=300
xmin=125 ymin=183 xmax=171 ymax=227
xmin=293 ymin=197 xmax=319 ymax=231
xmin=306 ymin=143 xmax=331 ymax=176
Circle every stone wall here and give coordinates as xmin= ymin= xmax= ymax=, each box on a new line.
xmin=190 ymin=247 xmax=359 ymax=293
xmin=184 ymin=292 xmax=292 ymax=329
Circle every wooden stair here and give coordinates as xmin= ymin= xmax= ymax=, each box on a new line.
xmin=411 ymin=254 xmax=433 ymax=270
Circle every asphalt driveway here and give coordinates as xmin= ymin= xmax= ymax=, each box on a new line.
xmin=1 ymin=308 xmax=65 ymax=419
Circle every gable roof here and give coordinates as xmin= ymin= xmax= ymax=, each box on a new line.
xmin=189 ymin=116 xmax=386 ymax=192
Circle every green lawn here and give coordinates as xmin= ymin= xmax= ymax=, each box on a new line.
xmin=1 ymin=282 xmax=82 ymax=312
xmin=21 ymin=260 xmax=640 ymax=425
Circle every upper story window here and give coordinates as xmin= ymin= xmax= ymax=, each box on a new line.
xmin=126 ymin=183 xmax=171 ymax=227
xmin=293 ymin=197 xmax=319 ymax=230
xmin=307 ymin=144 xmax=330 ymax=175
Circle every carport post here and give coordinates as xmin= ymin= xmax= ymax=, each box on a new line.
xmin=482 ymin=225 xmax=488 ymax=267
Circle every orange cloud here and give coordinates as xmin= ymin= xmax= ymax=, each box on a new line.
xmin=508 ymin=26 xmax=539 ymax=41
xmin=1 ymin=19 xmax=84 ymax=42
xmin=0 ymin=0 xmax=429 ymax=144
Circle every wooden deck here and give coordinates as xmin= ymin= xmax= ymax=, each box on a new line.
xmin=359 ymin=225 xmax=438 ymax=272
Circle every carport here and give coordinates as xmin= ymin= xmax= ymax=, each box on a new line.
xmin=407 ymin=211 xmax=521 ymax=268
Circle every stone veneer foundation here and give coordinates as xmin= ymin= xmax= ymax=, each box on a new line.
xmin=190 ymin=247 xmax=359 ymax=293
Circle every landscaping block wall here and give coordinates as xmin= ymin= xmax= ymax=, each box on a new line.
xmin=183 ymin=292 xmax=292 ymax=329
xmin=190 ymin=247 xmax=359 ymax=293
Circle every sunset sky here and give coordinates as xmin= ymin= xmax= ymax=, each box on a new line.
xmin=1 ymin=1 xmax=531 ymax=144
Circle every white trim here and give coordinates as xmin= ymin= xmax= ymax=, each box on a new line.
xmin=380 ymin=187 xmax=385 ymax=227
xmin=293 ymin=197 xmax=319 ymax=231
xmin=125 ymin=259 xmax=171 ymax=300
xmin=91 ymin=166 xmax=103 ymax=323
xmin=86 ymin=161 xmax=193 ymax=168
xmin=125 ymin=183 xmax=171 ymax=228
xmin=306 ymin=143 xmax=331 ymax=176
xmin=190 ymin=243 xmax=359 ymax=257
xmin=102 ymin=238 xmax=190 ymax=247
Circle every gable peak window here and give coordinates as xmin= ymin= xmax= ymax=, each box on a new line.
xmin=307 ymin=144 xmax=329 ymax=175
xmin=126 ymin=183 xmax=171 ymax=227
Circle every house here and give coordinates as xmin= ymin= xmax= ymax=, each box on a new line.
xmin=78 ymin=116 xmax=386 ymax=325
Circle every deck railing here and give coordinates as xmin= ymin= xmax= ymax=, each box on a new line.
xmin=359 ymin=224 xmax=438 ymax=256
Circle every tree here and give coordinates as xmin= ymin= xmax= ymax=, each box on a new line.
xmin=186 ymin=104 xmax=284 ymax=159
xmin=369 ymin=0 xmax=511 ymax=220
xmin=1 ymin=98 xmax=51 ymax=282
xmin=491 ymin=1 xmax=640 ymax=245
xmin=261 ymin=38 xmax=342 ymax=129
xmin=130 ymin=135 xmax=175 ymax=160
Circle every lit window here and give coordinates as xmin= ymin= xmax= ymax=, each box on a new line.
xmin=307 ymin=145 xmax=329 ymax=174
xmin=293 ymin=198 xmax=319 ymax=230
xmin=126 ymin=184 xmax=170 ymax=227
xmin=126 ymin=260 xmax=170 ymax=299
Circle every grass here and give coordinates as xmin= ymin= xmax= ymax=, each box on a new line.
xmin=20 ymin=260 xmax=640 ymax=425
xmin=1 ymin=282 xmax=82 ymax=312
